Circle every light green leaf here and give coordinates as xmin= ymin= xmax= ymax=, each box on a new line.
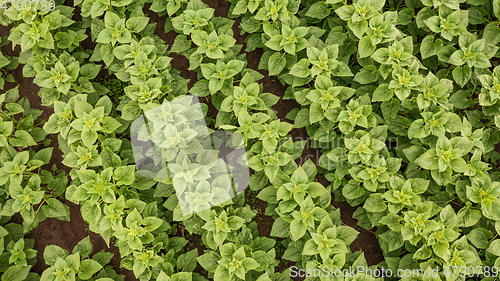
xmin=1 ymin=265 xmax=31 ymax=281
xmin=354 ymin=65 xmax=378 ymax=84
xmin=452 ymin=65 xmax=471 ymax=87
xmin=78 ymin=259 xmax=103 ymax=280
xmin=358 ymin=36 xmax=376 ymax=58
xmin=268 ymin=52 xmax=286 ymax=76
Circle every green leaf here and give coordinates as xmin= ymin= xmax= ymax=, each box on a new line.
xmin=358 ymin=36 xmax=376 ymax=58
xmin=440 ymin=205 xmax=457 ymax=228
xmin=457 ymin=207 xmax=481 ymax=227
xmin=43 ymin=245 xmax=67 ymax=266
xmin=487 ymin=240 xmax=500 ymax=256
xmin=415 ymin=149 xmax=438 ymax=170
xmin=335 ymin=6 xmax=354 ymax=21
xmin=420 ymin=35 xmax=442 ymax=59
xmin=449 ymin=157 xmax=468 ymax=172
xmin=364 ymin=194 xmax=387 ymax=212
xmin=171 ymin=34 xmax=191 ymax=53
xmin=448 ymin=50 xmax=465 ymax=65
xmin=197 ymin=251 xmax=220 ymax=272
xmin=270 ymin=217 xmax=289 ymax=237
xmin=467 ymin=228 xmax=493 ymax=249
xmin=113 ymin=166 xmax=135 ymax=185
xmin=290 ymin=220 xmax=307 ymax=241
xmin=95 ymin=96 xmax=113 ymax=115
xmin=81 ymin=201 xmax=101 ymax=225
xmin=92 ymin=251 xmax=114 ymax=267
xmin=452 ymin=65 xmax=471 ymax=87
xmin=41 ymin=198 xmax=70 ymax=221
xmin=381 ymin=98 xmax=400 ymax=123
xmin=348 ymin=19 xmax=368 ymax=39
xmin=189 ymin=80 xmax=211 ymax=97
xmin=379 ymin=230 xmax=404 ymax=252
xmin=157 ymin=272 xmax=169 ymax=281
xmin=96 ymin=29 xmax=112 ymax=44
xmin=268 ymin=52 xmax=286 ymax=76
xmin=294 ymin=108 xmax=310 ymax=128
xmin=73 ymin=236 xmax=93 ymax=259
xmin=494 ymin=0 xmax=500 ymax=18
xmin=33 ymin=147 xmax=53 ymax=164
xmin=121 ymin=102 xmax=141 ymax=121
xmin=1 ymin=265 xmax=31 ymax=281
xmin=9 ymin=130 xmax=36 ymax=147
xmin=252 ymin=237 xmax=276 ymax=252
xmin=336 ymin=226 xmax=359 ymax=245
xmin=309 ymin=103 xmax=324 ymax=123
xmin=100 ymin=44 xmax=114 ymax=66
xmin=177 ymin=249 xmax=199 ymax=272
xmin=289 ymin=59 xmax=311 ymax=78
xmin=0 ymin=54 xmax=10 ymax=69
xmin=126 ymin=17 xmax=149 ymax=33
xmin=78 ymin=259 xmax=103 ymax=280
xmin=81 ymin=130 xmax=98 ymax=147
xmin=6 ymin=103 xmax=24 ymax=115
xmin=373 ymin=84 xmax=393 ymax=102
xmin=408 ymin=119 xmax=427 ymax=139
xmin=172 ymin=272 xmax=192 ymax=281
xmin=265 ymin=36 xmax=283 ymax=51
xmin=354 ymin=65 xmax=378 ymax=84
xmin=305 ymin=1 xmax=330 ymax=19
xmin=484 ymin=21 xmax=500 ymax=45
xmin=449 ymin=90 xmax=472 ymax=109
xmin=260 ymin=92 xmax=280 ymax=107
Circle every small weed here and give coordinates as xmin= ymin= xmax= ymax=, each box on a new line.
xmin=275 ymin=239 xmax=285 ymax=258
xmin=99 ymin=77 xmax=128 ymax=104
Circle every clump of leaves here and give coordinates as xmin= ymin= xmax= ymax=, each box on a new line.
xmin=99 ymin=77 xmax=128 ymax=104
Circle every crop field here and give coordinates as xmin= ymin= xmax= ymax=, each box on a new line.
xmin=0 ymin=0 xmax=500 ymax=280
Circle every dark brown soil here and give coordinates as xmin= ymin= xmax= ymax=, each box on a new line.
xmin=0 ymin=0 xmax=385 ymax=279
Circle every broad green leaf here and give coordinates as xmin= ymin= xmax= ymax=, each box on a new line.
xmin=305 ymin=1 xmax=330 ymax=19
xmin=358 ymin=36 xmax=376 ymax=58
xmin=270 ymin=218 xmax=289 ymax=237
xmin=73 ymin=236 xmax=93 ymax=259
xmin=1 ymin=265 xmax=31 ymax=281
xmin=177 ymin=249 xmax=198 ymax=272
xmin=420 ymin=35 xmax=443 ymax=59
xmin=126 ymin=17 xmax=149 ymax=33
xmin=268 ymin=52 xmax=286 ymax=76
xmin=354 ymin=65 xmax=378 ymax=84
xmin=41 ymin=198 xmax=70 ymax=221
xmin=197 ymin=251 xmax=220 ymax=272
xmin=487 ymin=240 xmax=500 ymax=256
xmin=43 ymin=245 xmax=68 ymax=266
xmin=9 ymin=130 xmax=36 ymax=147
xmin=113 ymin=166 xmax=135 ymax=185
xmin=494 ymin=0 xmax=500 ymax=18
xmin=452 ymin=65 xmax=471 ymax=87
xmin=78 ymin=259 xmax=103 ymax=280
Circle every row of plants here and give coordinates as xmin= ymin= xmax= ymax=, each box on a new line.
xmin=157 ymin=0 xmax=500 ymax=279
xmin=219 ymin=0 xmax=500 ymax=279
xmin=70 ymin=0 xmax=367 ymax=279
xmin=0 ymin=36 xmax=125 ymax=280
